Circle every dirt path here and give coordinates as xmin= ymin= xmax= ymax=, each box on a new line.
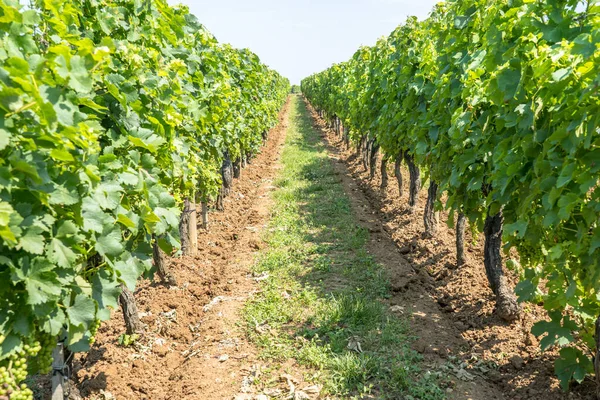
xmin=70 ymin=100 xmax=290 ymax=400
xmin=305 ymin=98 xmax=596 ymax=400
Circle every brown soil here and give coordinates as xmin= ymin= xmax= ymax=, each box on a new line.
xmin=305 ymin=99 xmax=596 ymax=400
xmin=70 ymin=99 xmax=291 ymax=400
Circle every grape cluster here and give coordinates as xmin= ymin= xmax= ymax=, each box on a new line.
xmin=27 ymin=334 xmax=55 ymax=375
xmin=0 ymin=332 xmax=57 ymax=400
xmin=514 ymin=240 xmax=543 ymax=267
xmin=0 ymin=337 xmax=41 ymax=400
xmin=89 ymin=319 xmax=101 ymax=345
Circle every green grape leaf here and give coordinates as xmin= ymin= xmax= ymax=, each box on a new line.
xmin=24 ymin=259 xmax=62 ymax=305
xmin=504 ymin=220 xmax=527 ymax=238
xmin=554 ymin=347 xmax=593 ymax=391
xmin=18 ymin=227 xmax=45 ymax=255
xmin=532 ymin=313 xmax=577 ymax=350
xmin=66 ymin=294 xmax=96 ymax=328
xmin=12 ymin=313 xmax=32 ymax=336
xmin=40 ymin=308 xmax=66 ymax=336
xmin=49 ymin=185 xmax=80 ymax=206
xmin=0 ymin=128 xmax=10 ymax=150
xmin=556 ymin=163 xmax=575 ymax=188
xmin=551 ymin=68 xmax=571 ymax=83
xmin=115 ymin=258 xmax=144 ymax=291
xmin=0 ymin=334 xmax=21 ymax=361
xmin=47 ymin=238 xmax=77 ymax=268
xmin=92 ymin=271 xmax=122 ymax=321
xmin=66 ymin=324 xmax=91 ymax=352
xmin=68 ymin=55 xmax=92 ymax=93
xmin=82 ymin=197 xmax=114 ymax=233
xmin=95 ymin=227 xmax=124 ymax=257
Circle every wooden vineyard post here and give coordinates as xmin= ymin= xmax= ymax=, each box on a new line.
xmin=51 ymin=342 xmax=65 ymax=400
xmin=180 ymin=198 xmax=198 ymax=256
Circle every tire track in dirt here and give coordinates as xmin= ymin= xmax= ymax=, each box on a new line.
xmin=304 ymin=96 xmax=596 ymax=400
xmin=70 ymin=99 xmax=291 ymax=400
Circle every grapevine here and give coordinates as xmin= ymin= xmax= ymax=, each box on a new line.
xmin=302 ymin=0 xmax=600 ymax=391
xmin=0 ymin=0 xmax=289 ymax=393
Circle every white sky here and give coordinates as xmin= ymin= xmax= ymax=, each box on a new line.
xmin=168 ymin=0 xmax=440 ymax=84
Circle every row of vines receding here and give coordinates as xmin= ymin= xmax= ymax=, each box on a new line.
xmin=302 ymin=0 xmax=600 ymax=395
xmin=0 ymin=0 xmax=289 ymax=398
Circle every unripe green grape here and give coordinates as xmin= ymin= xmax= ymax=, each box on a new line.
xmin=89 ymin=319 xmax=101 ymax=345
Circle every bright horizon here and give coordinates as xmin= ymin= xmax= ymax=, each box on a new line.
xmin=167 ymin=0 xmax=440 ymax=85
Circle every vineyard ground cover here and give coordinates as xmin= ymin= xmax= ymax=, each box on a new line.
xmin=308 ymin=99 xmax=598 ymax=400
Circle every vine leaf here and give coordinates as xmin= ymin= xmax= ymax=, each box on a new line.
xmin=66 ymin=294 xmax=96 ymax=329
xmin=24 ymin=259 xmax=62 ymax=305
xmin=555 ymin=347 xmax=594 ymax=391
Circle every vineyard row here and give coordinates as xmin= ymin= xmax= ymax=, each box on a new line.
xmin=302 ymin=0 xmax=600 ymax=394
xmin=0 ymin=0 xmax=289 ymax=398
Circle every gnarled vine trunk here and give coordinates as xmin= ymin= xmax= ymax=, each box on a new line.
xmin=456 ymin=212 xmax=466 ymax=267
xmin=369 ymin=140 xmax=380 ymax=180
xmin=423 ymin=180 xmax=439 ymax=237
xmin=233 ymin=157 xmax=241 ymax=179
xmin=216 ymin=187 xmax=224 ymax=211
xmin=344 ymin=126 xmax=350 ymax=149
xmin=332 ymin=115 xmax=339 ymax=135
xmin=222 ymin=151 xmax=233 ymax=196
xmin=404 ymin=151 xmax=420 ymax=211
xmin=394 ymin=152 xmax=403 ymax=197
xmin=380 ymin=157 xmax=388 ymax=191
xmin=261 ymin=130 xmax=268 ymax=145
xmin=201 ymin=201 xmax=209 ymax=230
xmin=119 ymin=284 xmax=143 ymax=334
xmin=483 ymin=210 xmax=520 ymax=322
xmin=357 ymin=134 xmax=366 ymax=157
xmin=216 ymin=152 xmax=233 ymax=212
xmin=362 ymin=136 xmax=370 ymax=171
xmin=152 ymin=235 xmax=176 ymax=286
